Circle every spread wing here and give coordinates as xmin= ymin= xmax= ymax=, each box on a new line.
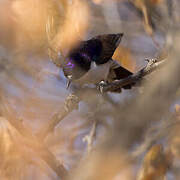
xmin=62 ymin=33 xmax=124 ymax=81
xmin=93 ymin=33 xmax=123 ymax=64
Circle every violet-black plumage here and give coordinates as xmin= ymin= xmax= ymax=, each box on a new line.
xmin=60 ymin=33 xmax=134 ymax=90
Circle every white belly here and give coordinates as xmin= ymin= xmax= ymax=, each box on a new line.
xmin=74 ymin=60 xmax=113 ymax=85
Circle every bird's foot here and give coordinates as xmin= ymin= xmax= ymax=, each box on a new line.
xmin=97 ymin=80 xmax=107 ymax=93
xmin=145 ymin=58 xmax=157 ymax=66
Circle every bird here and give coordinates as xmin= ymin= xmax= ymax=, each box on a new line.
xmin=60 ymin=33 xmax=134 ymax=91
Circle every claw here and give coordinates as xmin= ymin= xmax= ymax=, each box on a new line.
xmin=66 ymin=75 xmax=72 ymax=89
xmin=145 ymin=58 xmax=157 ymax=65
xmin=145 ymin=58 xmax=150 ymax=62
xmin=98 ymin=80 xmax=107 ymax=93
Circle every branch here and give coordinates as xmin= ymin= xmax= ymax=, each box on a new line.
xmin=0 ymin=98 xmax=67 ymax=179
xmin=83 ymin=119 xmax=97 ymax=154
xmin=37 ymin=58 xmax=167 ymax=141
xmin=36 ymin=94 xmax=79 ymax=140
xmin=98 ymin=58 xmax=167 ymax=93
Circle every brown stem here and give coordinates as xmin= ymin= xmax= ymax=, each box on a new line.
xmin=0 ymin=98 xmax=67 ymax=179
xmin=99 ymin=59 xmax=166 ymax=93
xmin=36 ymin=94 xmax=80 ymax=140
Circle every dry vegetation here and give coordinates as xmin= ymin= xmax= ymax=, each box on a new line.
xmin=0 ymin=0 xmax=180 ymax=179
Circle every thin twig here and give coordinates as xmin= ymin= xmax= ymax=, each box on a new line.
xmin=0 ymin=97 xmax=67 ymax=179
xmin=38 ymin=58 xmax=167 ymax=141
xmin=98 ymin=58 xmax=167 ymax=93
xmin=36 ymin=94 xmax=79 ymax=140
xmin=83 ymin=119 xmax=97 ymax=154
xmin=0 ymin=57 xmax=167 ymax=179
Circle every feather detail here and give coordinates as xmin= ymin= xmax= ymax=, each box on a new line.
xmin=94 ymin=33 xmax=123 ymax=64
xmin=62 ymin=33 xmax=124 ymax=83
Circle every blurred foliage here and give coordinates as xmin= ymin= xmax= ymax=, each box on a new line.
xmin=0 ymin=0 xmax=180 ymax=179
xmin=112 ymin=45 xmax=136 ymax=72
xmin=137 ymin=144 xmax=171 ymax=180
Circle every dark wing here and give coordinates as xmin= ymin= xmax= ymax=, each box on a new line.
xmin=94 ymin=33 xmax=123 ymax=64
xmin=62 ymin=33 xmax=123 ymax=81
xmin=113 ymin=66 xmax=135 ymax=90
xmin=113 ymin=66 xmax=132 ymax=79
